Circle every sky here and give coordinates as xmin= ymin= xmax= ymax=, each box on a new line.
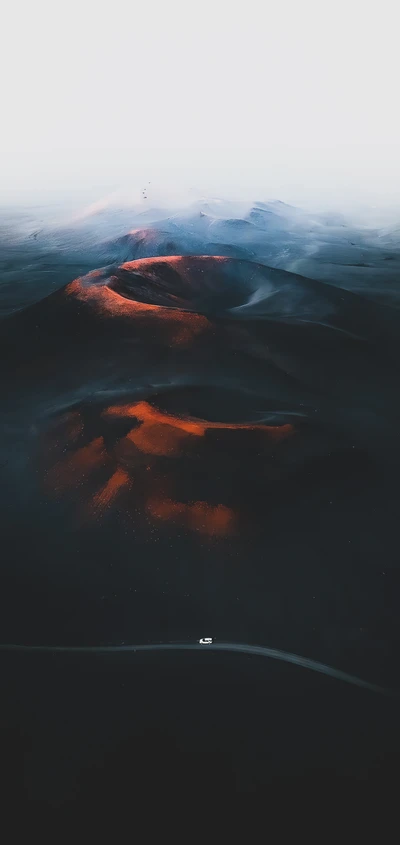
xmin=1 ymin=0 xmax=399 ymax=210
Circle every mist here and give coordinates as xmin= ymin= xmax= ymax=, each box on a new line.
xmin=1 ymin=0 xmax=399 ymax=213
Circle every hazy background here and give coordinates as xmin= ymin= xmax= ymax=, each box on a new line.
xmin=1 ymin=0 xmax=399 ymax=212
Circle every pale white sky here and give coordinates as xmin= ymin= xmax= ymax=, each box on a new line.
xmin=1 ymin=0 xmax=399 ymax=209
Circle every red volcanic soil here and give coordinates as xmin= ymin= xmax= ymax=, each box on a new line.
xmin=42 ymin=394 xmax=296 ymax=538
xmin=65 ymin=259 xmax=216 ymax=348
